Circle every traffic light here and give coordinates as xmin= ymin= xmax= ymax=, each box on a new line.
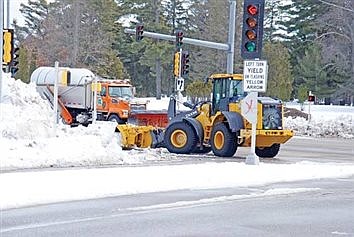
xmin=135 ymin=23 xmax=144 ymax=42
xmin=308 ymin=91 xmax=315 ymax=102
xmin=181 ymin=51 xmax=190 ymax=77
xmin=241 ymin=0 xmax=265 ymax=59
xmin=173 ymin=51 xmax=181 ymax=77
xmin=175 ymin=30 xmax=183 ymax=49
xmin=11 ymin=47 xmax=20 ymax=76
xmin=2 ymin=29 xmax=14 ymax=65
xmin=308 ymin=95 xmax=315 ymax=102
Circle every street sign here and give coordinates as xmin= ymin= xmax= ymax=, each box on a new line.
xmin=243 ymin=60 xmax=267 ymax=92
xmin=176 ymin=77 xmax=184 ymax=91
xmin=241 ymin=91 xmax=258 ymax=124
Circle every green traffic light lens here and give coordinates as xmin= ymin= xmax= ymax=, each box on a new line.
xmin=245 ymin=42 xmax=256 ymax=52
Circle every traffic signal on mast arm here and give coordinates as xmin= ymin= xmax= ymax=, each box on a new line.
xmin=241 ymin=0 xmax=265 ymax=59
xmin=175 ymin=30 xmax=183 ymax=49
xmin=135 ymin=23 xmax=144 ymax=42
xmin=181 ymin=51 xmax=190 ymax=77
xmin=173 ymin=51 xmax=181 ymax=77
xmin=2 ymin=29 xmax=14 ymax=65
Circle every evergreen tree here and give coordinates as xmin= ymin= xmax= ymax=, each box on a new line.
xmin=263 ymin=42 xmax=293 ymax=101
xmin=264 ymin=0 xmax=284 ymax=42
xmin=294 ymin=43 xmax=338 ymax=98
xmin=188 ymin=0 xmax=229 ymax=80
xmin=162 ymin=0 xmax=191 ymax=34
xmin=117 ymin=0 xmax=174 ymax=98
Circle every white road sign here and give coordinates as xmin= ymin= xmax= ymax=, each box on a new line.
xmin=241 ymin=92 xmax=258 ymax=124
xmin=176 ymin=77 xmax=185 ymax=91
xmin=243 ymin=60 xmax=268 ymax=92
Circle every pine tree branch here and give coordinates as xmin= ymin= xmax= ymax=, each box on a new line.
xmin=317 ymin=0 xmax=354 ymax=13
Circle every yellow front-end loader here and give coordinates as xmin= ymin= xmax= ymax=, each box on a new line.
xmin=163 ymin=74 xmax=293 ymax=158
xmin=117 ymin=73 xmax=293 ymax=158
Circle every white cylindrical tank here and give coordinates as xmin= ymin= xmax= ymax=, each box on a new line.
xmin=30 ymin=67 xmax=95 ymax=86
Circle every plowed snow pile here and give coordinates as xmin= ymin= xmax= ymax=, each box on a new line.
xmin=0 ymin=74 xmax=163 ymax=170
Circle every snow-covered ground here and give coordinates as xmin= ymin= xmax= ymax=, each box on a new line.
xmin=1 ymin=74 xmax=354 ymax=210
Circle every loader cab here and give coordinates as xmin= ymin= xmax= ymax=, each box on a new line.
xmin=210 ymin=74 xmax=245 ymax=114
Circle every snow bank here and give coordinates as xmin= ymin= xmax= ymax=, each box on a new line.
xmin=285 ymin=103 xmax=354 ymax=139
xmin=0 ymin=75 xmax=163 ymax=170
xmin=1 ymin=161 xmax=354 ymax=210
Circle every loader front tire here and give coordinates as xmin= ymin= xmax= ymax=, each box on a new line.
xmin=256 ymin=144 xmax=280 ymax=158
xmin=211 ymin=122 xmax=237 ymax=157
xmin=164 ymin=121 xmax=197 ymax=154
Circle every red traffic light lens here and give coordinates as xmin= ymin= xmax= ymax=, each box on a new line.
xmin=246 ymin=30 xmax=257 ymax=40
xmin=247 ymin=5 xmax=258 ymax=15
xmin=246 ymin=17 xmax=257 ymax=28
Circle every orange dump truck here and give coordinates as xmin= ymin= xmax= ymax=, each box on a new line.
xmin=31 ymin=67 xmax=133 ymax=125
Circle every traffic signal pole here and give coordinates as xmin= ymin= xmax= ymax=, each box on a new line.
xmin=227 ymin=0 xmax=236 ymax=74
xmin=1 ymin=0 xmax=4 ymax=105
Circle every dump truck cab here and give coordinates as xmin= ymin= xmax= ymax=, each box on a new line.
xmin=96 ymin=79 xmax=133 ymax=124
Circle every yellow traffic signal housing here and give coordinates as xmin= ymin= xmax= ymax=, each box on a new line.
xmin=2 ymin=29 xmax=14 ymax=64
xmin=173 ymin=51 xmax=181 ymax=77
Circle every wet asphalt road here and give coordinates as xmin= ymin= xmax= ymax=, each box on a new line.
xmin=1 ymin=137 xmax=354 ymax=237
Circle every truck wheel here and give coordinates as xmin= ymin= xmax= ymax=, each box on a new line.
xmin=211 ymin=122 xmax=237 ymax=157
xmin=108 ymin=114 xmax=125 ymax=124
xmin=164 ymin=121 xmax=197 ymax=154
xmin=256 ymin=144 xmax=280 ymax=158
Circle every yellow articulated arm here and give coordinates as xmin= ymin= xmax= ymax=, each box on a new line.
xmin=117 ymin=124 xmax=157 ymax=149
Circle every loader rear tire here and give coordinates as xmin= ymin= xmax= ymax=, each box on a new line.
xmin=256 ymin=144 xmax=280 ymax=158
xmin=211 ymin=122 xmax=237 ymax=157
xmin=164 ymin=121 xmax=197 ymax=154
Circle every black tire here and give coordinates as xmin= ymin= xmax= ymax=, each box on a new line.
xmin=164 ymin=121 xmax=197 ymax=154
xmin=211 ymin=122 xmax=238 ymax=157
xmin=192 ymin=146 xmax=212 ymax=154
xmin=255 ymin=144 xmax=280 ymax=158
xmin=108 ymin=114 xmax=126 ymax=124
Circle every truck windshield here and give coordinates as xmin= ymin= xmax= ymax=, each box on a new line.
xmin=108 ymin=86 xmax=133 ymax=99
